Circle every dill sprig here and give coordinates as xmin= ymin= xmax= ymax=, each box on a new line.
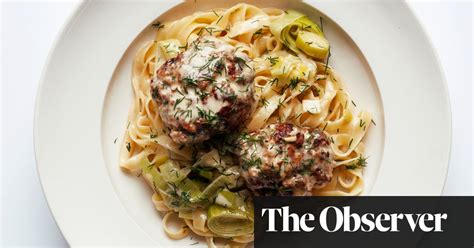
xmin=234 ymin=56 xmax=251 ymax=70
xmin=183 ymin=77 xmax=198 ymax=88
xmin=266 ymin=56 xmax=279 ymax=66
xmin=258 ymin=97 xmax=270 ymax=108
xmin=345 ymin=156 xmax=368 ymax=170
xmin=371 ymin=119 xmax=377 ymax=126
xmin=268 ymin=78 xmax=279 ymax=86
xmin=174 ymin=97 xmax=185 ymax=110
xmin=197 ymin=107 xmax=218 ymax=124
xmin=241 ymin=154 xmax=262 ymax=170
xmin=198 ymin=26 xmax=217 ymax=36
xmin=319 ymin=17 xmax=324 ymax=33
xmin=252 ymin=28 xmax=263 ymax=39
xmin=324 ymin=46 xmax=331 ymax=75
xmin=199 ymin=55 xmax=219 ymax=72
xmin=151 ymin=22 xmax=165 ymax=30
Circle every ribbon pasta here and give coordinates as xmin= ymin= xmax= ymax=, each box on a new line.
xmin=119 ymin=3 xmax=373 ymax=247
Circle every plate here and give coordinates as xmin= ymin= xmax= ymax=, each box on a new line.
xmin=34 ymin=0 xmax=451 ymax=246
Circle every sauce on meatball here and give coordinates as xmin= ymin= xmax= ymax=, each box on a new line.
xmin=151 ymin=36 xmax=256 ymax=144
xmin=237 ymin=123 xmax=334 ymax=196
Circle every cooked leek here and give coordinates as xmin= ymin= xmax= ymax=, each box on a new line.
xmin=271 ymin=53 xmax=313 ymax=81
xmin=207 ymin=204 xmax=254 ymax=237
xmin=193 ymin=149 xmax=225 ymax=172
xmin=270 ymin=10 xmax=329 ymax=59
xmin=160 ymin=166 xmax=240 ymax=210
xmin=200 ymin=167 xmax=240 ymax=200
xmin=139 ymin=155 xmax=167 ymax=191
xmin=177 ymin=178 xmax=202 ymax=202
xmin=197 ymin=170 xmax=214 ymax=180
xmin=178 ymin=210 xmax=194 ymax=219
xmin=295 ymin=30 xmax=330 ymax=59
xmin=215 ymin=190 xmax=246 ymax=211
xmin=160 ymin=160 xmax=191 ymax=183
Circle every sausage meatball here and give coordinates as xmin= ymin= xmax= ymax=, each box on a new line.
xmin=151 ymin=36 xmax=256 ymax=144
xmin=237 ymin=123 xmax=334 ymax=196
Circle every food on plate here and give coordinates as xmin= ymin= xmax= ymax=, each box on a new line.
xmin=119 ymin=3 xmax=374 ymax=247
xmin=150 ymin=36 xmax=256 ymax=144
xmin=238 ymin=123 xmax=334 ymax=196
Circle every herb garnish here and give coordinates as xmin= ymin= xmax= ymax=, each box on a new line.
xmin=252 ymin=28 xmax=263 ymax=39
xmin=268 ymin=78 xmax=279 ymax=86
xmin=319 ymin=17 xmax=324 ymax=33
xmin=197 ymin=107 xmax=218 ymax=124
xmin=258 ymin=97 xmax=270 ymax=108
xmin=174 ymin=97 xmax=185 ymax=110
xmin=345 ymin=156 xmax=368 ymax=170
xmin=183 ymin=77 xmax=198 ymax=88
xmin=324 ymin=46 xmax=331 ymax=75
xmin=151 ymin=22 xmax=165 ymax=30
xmin=199 ymin=55 xmax=219 ymax=72
xmin=234 ymin=56 xmax=251 ymax=70
xmin=266 ymin=56 xmax=279 ymax=66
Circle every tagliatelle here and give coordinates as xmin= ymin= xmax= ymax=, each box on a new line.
xmin=119 ymin=3 xmax=373 ymax=247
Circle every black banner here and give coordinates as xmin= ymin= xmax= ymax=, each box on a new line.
xmin=254 ymin=197 xmax=474 ymax=248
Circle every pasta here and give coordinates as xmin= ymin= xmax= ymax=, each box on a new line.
xmin=119 ymin=3 xmax=373 ymax=247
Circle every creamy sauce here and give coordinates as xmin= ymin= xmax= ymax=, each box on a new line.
xmin=151 ymin=36 xmax=256 ymax=144
xmin=238 ymin=123 xmax=334 ymax=195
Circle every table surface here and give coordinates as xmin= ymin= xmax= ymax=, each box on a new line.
xmin=1 ymin=1 xmax=472 ymax=247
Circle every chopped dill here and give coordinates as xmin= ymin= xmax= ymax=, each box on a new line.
xmin=345 ymin=156 xmax=368 ymax=170
xmin=151 ymin=22 xmax=165 ymax=30
xmin=252 ymin=28 xmax=263 ymax=39
xmin=266 ymin=56 xmax=279 ymax=66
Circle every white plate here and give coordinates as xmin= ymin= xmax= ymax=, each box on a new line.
xmin=34 ymin=0 xmax=451 ymax=246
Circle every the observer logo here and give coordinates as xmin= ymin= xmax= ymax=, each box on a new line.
xmin=254 ymin=197 xmax=473 ymax=248
xmin=262 ymin=206 xmax=448 ymax=233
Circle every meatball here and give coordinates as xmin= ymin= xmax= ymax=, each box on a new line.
xmin=237 ymin=123 xmax=334 ymax=196
xmin=151 ymin=36 xmax=256 ymax=144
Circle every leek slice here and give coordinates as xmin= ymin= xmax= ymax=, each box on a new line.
xmin=178 ymin=210 xmax=193 ymax=219
xmin=270 ymin=53 xmax=312 ymax=81
xmin=207 ymin=204 xmax=253 ymax=237
xmin=161 ymin=167 xmax=239 ymax=210
xmin=161 ymin=178 xmax=203 ymax=210
xmin=139 ymin=155 xmax=167 ymax=191
xmin=215 ymin=190 xmax=246 ymax=211
xmin=200 ymin=167 xmax=240 ymax=201
xmin=193 ymin=149 xmax=225 ymax=172
xmin=296 ymin=30 xmax=330 ymax=59
xmin=177 ymin=178 xmax=202 ymax=203
xmin=269 ymin=10 xmax=329 ymax=59
xmin=160 ymin=160 xmax=191 ymax=183
xmin=198 ymin=170 xmax=214 ymax=180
